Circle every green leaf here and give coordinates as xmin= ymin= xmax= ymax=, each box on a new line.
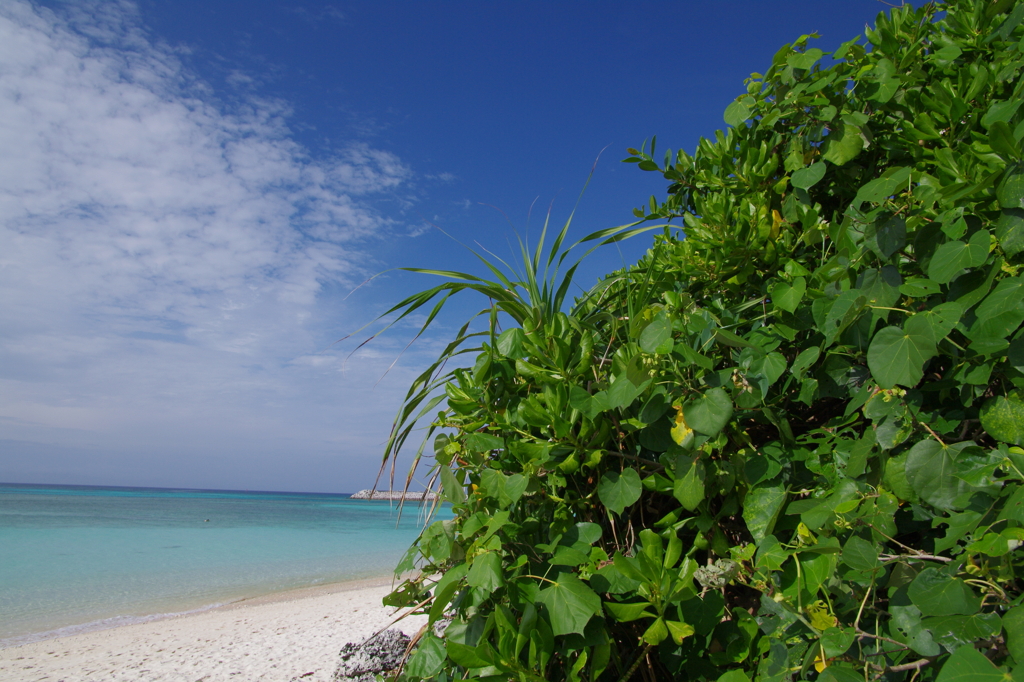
xmin=865 ymin=215 xmax=906 ymax=260
xmin=504 ymin=473 xmax=527 ymax=504
xmin=982 ymin=98 xmax=1023 ymax=129
xmin=995 ymin=209 xmax=1024 ymax=258
xmin=823 ymin=291 xmax=867 ymax=344
xmin=466 ymin=432 xmax=504 ymax=453
xmin=772 ymin=276 xmax=807 ymax=312
xmin=914 ymin=302 xmax=964 ymax=344
xmin=755 ymin=352 xmax=787 ymax=388
xmin=536 ymin=574 xmax=602 ymax=636
xmin=998 ymin=484 xmax=1024 ymax=524
xmin=980 ymin=392 xmax=1024 ymax=446
xmin=604 ymin=600 xmax=656 ymax=622
xmin=549 ymin=545 xmax=590 ymax=566
xmin=802 ymin=538 xmax=839 ymax=592
xmin=743 ymin=480 xmax=786 ymax=543
xmin=598 ymin=469 xmax=642 ymax=515
xmin=673 ymin=457 xmax=706 ymax=511
xmin=867 ymin=325 xmax=936 ymax=388
xmin=496 ymin=328 xmax=526 ymax=358
xmin=724 ymin=98 xmax=753 ymax=127
xmin=791 ymin=163 xmax=826 ymax=190
xmin=564 ymin=522 xmax=602 ymax=546
xmin=642 ymin=617 xmax=669 ymax=645
xmin=787 ymin=47 xmax=824 ymax=69
xmin=890 ymin=586 xmax=941 ymax=656
xmin=820 ymin=626 xmax=856 ymax=658
xmin=855 ymin=167 xmax=911 ymax=205
xmin=905 ymin=440 xmax=972 ymax=509
xmin=790 ymin=346 xmax=820 ymax=376
xmin=406 ymin=634 xmax=447 ymax=678
xmin=926 ymin=612 xmax=1002 ymax=651
xmin=666 ymin=620 xmax=695 ymax=644
xmin=607 ymin=373 xmax=650 ymax=410
xmin=900 ymin=277 xmax=941 ymax=297
xmin=467 ymin=551 xmax=504 ymax=594
xmin=976 ymin=277 xmax=1024 ymax=321
xmin=927 ymin=230 xmax=991 ymax=284
xmin=822 ymin=121 xmax=864 ymax=166
xmin=446 ymin=640 xmax=495 ymax=669
xmin=640 ymin=313 xmax=673 ymax=354
xmin=429 ymin=564 xmax=468 ymax=622
xmin=441 ymin=464 xmax=466 ymax=504
xmin=716 ymin=671 xmax=750 ymax=682
xmin=590 ymin=564 xmax=641 ymax=594
xmin=818 ymin=668 xmax=866 ymax=682
xmin=933 ymin=642 xmax=1006 ymax=682
xmin=931 ymin=45 xmax=962 ymax=63
xmin=1003 ymin=606 xmax=1024 ymax=664
xmin=997 ymin=170 xmax=1024 ymax=210
xmin=965 ymin=532 xmax=1011 ymax=557
xmin=755 ymin=534 xmax=788 ymax=571
xmin=990 ymin=120 xmax=1021 ymax=160
xmin=841 ymin=535 xmax=881 ymax=572
xmin=683 ymin=388 xmax=733 ymax=436
xmin=908 ymin=568 xmax=981 ymax=617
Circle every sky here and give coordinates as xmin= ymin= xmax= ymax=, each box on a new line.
xmin=1 ymin=0 xmax=887 ymax=493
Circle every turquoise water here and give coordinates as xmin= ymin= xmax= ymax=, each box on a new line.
xmin=0 ymin=483 xmax=444 ymax=646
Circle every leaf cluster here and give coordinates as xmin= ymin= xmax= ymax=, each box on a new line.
xmin=381 ymin=2 xmax=1024 ymax=680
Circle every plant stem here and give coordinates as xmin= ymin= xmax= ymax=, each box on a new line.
xmin=617 ymin=643 xmax=652 ymax=682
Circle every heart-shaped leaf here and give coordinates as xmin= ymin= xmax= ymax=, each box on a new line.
xmin=598 ymin=469 xmax=642 ymax=515
xmin=867 ymin=325 xmax=936 ymax=388
xmin=980 ymin=391 xmax=1024 ymax=445
xmin=536 ymin=574 xmax=602 ymax=636
xmin=927 ymin=230 xmax=990 ymax=284
xmin=791 ymin=163 xmax=826 ymax=190
xmin=908 ymin=568 xmax=980 ymax=617
xmin=683 ymin=388 xmax=733 ymax=436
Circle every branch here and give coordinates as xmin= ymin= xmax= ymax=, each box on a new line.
xmin=856 ymin=628 xmax=910 ymax=650
xmin=887 ymin=658 xmax=935 ymax=673
xmin=879 ymin=553 xmax=951 ymax=563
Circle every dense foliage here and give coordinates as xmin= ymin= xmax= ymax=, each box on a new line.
xmin=380 ymin=2 xmax=1024 ymax=680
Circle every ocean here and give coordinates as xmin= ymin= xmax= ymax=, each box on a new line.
xmin=0 ymin=483 xmax=446 ymax=647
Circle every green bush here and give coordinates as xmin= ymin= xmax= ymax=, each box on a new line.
xmin=381 ymin=1 xmax=1024 ymax=680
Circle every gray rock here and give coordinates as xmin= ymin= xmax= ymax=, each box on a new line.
xmin=333 ymin=629 xmax=411 ymax=682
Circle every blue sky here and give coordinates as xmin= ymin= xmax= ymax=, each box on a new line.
xmin=1 ymin=0 xmax=884 ymax=493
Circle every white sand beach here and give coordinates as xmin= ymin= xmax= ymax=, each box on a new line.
xmin=0 ymin=578 xmax=428 ymax=682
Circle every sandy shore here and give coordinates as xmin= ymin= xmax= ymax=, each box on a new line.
xmin=0 ymin=578 xmax=428 ymax=682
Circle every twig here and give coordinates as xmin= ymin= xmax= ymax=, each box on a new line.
xmin=887 ymin=658 xmax=935 ymax=673
xmin=855 ymin=628 xmax=909 ymax=649
xmin=365 ymin=595 xmax=434 ymax=644
xmin=853 ymin=586 xmax=873 ymax=631
xmin=617 ymin=643 xmax=652 ymax=682
xmin=879 ymin=553 xmax=951 ymax=563
xmin=917 ymin=422 xmax=946 ymax=447
xmin=606 ymin=450 xmax=665 ymax=469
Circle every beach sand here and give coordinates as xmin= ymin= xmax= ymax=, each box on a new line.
xmin=0 ymin=578 xmax=428 ymax=682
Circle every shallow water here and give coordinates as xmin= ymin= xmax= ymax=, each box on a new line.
xmin=0 ymin=483 xmax=444 ymax=645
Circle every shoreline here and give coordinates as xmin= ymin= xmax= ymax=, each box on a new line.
xmin=0 ymin=575 xmax=427 ymax=682
xmin=0 ymin=573 xmax=403 ymax=650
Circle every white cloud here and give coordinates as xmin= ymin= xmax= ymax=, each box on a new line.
xmin=0 ymin=1 xmax=427 ymax=491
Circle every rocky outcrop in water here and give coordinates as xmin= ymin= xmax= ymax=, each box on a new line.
xmin=333 ymin=629 xmax=410 ymax=682
xmin=349 ymin=489 xmax=438 ymax=501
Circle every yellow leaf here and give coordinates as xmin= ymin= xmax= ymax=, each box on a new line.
xmin=806 ymin=600 xmax=838 ymax=631
xmin=796 ymin=522 xmax=817 ymax=546
xmin=671 ymin=406 xmax=694 ymax=447
xmin=771 ymin=209 xmax=784 ymax=239
xmin=814 ymin=645 xmax=829 ymax=673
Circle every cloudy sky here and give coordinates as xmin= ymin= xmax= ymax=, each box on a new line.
xmin=0 ymin=0 xmax=882 ymax=493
